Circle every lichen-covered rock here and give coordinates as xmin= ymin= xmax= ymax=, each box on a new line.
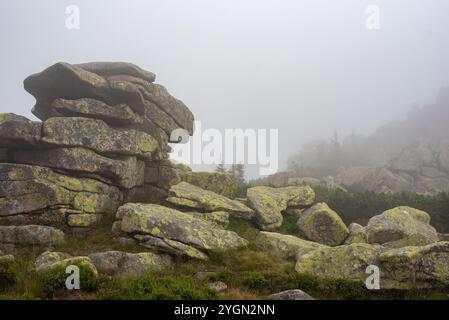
xmin=344 ymin=223 xmax=368 ymax=244
xmin=0 ymin=225 xmax=64 ymax=253
xmin=42 ymin=117 xmax=160 ymax=161
xmin=185 ymin=211 xmax=230 ymax=228
xmin=167 ymin=182 xmax=254 ymax=220
xmin=247 ymin=186 xmax=315 ymax=230
xmin=35 ymin=251 xmax=72 ymax=271
xmin=379 ymin=241 xmax=449 ymax=289
xmin=50 ymin=98 xmax=144 ymax=126
xmin=0 ymin=113 xmax=41 ymax=148
xmin=256 ymin=231 xmax=325 ymax=259
xmin=183 ymin=171 xmax=238 ymax=198
xmin=13 ymin=147 xmax=145 ymax=189
xmin=88 ymin=251 xmax=172 ymax=277
xmin=135 ymin=234 xmax=209 ymax=260
xmin=296 ymin=203 xmax=349 ymax=246
xmin=24 ymin=62 xmax=194 ymax=135
xmin=295 ymin=243 xmax=382 ymax=281
xmin=67 ymin=214 xmax=101 ymax=227
xmin=268 ymin=289 xmax=315 ymax=300
xmin=0 ymin=163 xmax=122 ymax=218
xmin=366 ymin=206 xmax=439 ymax=247
xmin=118 ymin=203 xmax=248 ymax=254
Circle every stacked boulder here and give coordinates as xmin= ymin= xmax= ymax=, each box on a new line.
xmin=0 ymin=62 xmax=194 ymax=252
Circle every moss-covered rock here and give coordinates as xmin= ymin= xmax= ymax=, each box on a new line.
xmin=344 ymin=223 xmax=368 ymax=244
xmin=366 ymin=206 xmax=439 ymax=247
xmin=247 ymin=186 xmax=315 ymax=230
xmin=295 ymin=243 xmax=382 ymax=281
xmin=296 ymin=202 xmax=349 ymax=246
xmin=118 ymin=203 xmax=248 ymax=255
xmin=256 ymin=231 xmax=325 ymax=259
xmin=167 ymin=182 xmax=254 ymax=219
xmin=88 ymin=251 xmax=172 ymax=277
xmin=67 ymin=213 xmax=100 ymax=227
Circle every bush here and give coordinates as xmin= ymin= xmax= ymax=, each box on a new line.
xmin=38 ymin=262 xmax=98 ymax=298
xmin=98 ymin=272 xmax=218 ymax=300
xmin=0 ymin=258 xmax=17 ymax=290
xmin=241 ymin=271 xmax=267 ymax=291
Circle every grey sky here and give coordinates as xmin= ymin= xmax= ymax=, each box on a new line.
xmin=1 ymin=0 xmax=449 ymax=177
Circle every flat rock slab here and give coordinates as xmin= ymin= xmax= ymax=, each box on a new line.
xmin=118 ymin=203 xmax=248 ymax=254
xmin=167 ymin=182 xmax=254 ymax=220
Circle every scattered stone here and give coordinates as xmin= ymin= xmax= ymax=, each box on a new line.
xmin=167 ymin=182 xmax=254 ymax=220
xmin=209 ymin=281 xmax=227 ymax=293
xmin=268 ymin=289 xmax=315 ymax=300
xmin=247 ymin=185 xmax=315 ymax=230
xmin=296 ymin=202 xmax=349 ymax=246
xmin=366 ymin=206 xmax=439 ymax=247
xmin=35 ymin=251 xmax=72 ymax=271
xmin=88 ymin=251 xmax=172 ymax=277
xmin=183 ymin=171 xmax=238 ymax=198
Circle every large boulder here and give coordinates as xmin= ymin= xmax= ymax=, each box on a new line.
xmin=117 ymin=203 xmax=248 ymax=258
xmin=247 ymin=186 xmax=315 ymax=230
xmin=379 ymin=241 xmax=449 ymax=289
xmin=296 ymin=203 xmax=349 ymax=246
xmin=24 ymin=62 xmax=194 ymax=135
xmin=0 ymin=225 xmax=64 ymax=253
xmin=256 ymin=231 xmax=325 ymax=259
xmin=13 ymin=147 xmax=145 ymax=189
xmin=295 ymin=243 xmax=382 ymax=281
xmin=167 ymin=182 xmax=254 ymax=220
xmin=0 ymin=113 xmax=41 ymax=148
xmin=88 ymin=251 xmax=172 ymax=277
xmin=366 ymin=206 xmax=439 ymax=247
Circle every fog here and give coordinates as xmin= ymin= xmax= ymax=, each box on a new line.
xmin=1 ymin=0 xmax=449 ymax=178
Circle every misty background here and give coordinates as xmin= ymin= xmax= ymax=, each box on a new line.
xmin=1 ymin=0 xmax=449 ymax=178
